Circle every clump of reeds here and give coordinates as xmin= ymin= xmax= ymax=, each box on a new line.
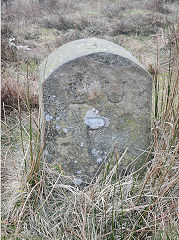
xmin=1 ymin=61 xmax=39 ymax=116
xmin=1 ymin=27 xmax=178 ymax=240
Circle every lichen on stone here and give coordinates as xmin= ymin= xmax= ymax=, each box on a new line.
xmin=73 ymin=177 xmax=82 ymax=185
xmin=45 ymin=114 xmax=53 ymax=122
xmin=84 ymin=108 xmax=109 ymax=129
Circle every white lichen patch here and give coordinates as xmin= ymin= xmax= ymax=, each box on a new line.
xmin=56 ymin=125 xmax=61 ymax=130
xmin=74 ymin=177 xmax=82 ymax=185
xmin=63 ymin=128 xmax=68 ymax=133
xmin=97 ymin=157 xmax=103 ymax=163
xmin=74 ymin=160 xmax=78 ymax=163
xmin=92 ymin=148 xmax=99 ymax=156
xmin=80 ymin=142 xmax=84 ymax=147
xmin=45 ymin=114 xmax=53 ymax=122
xmin=84 ymin=108 xmax=109 ymax=129
xmin=56 ymin=116 xmax=61 ymax=121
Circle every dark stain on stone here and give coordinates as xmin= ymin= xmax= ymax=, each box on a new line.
xmin=107 ymin=92 xmax=123 ymax=103
xmin=85 ymin=125 xmax=94 ymax=160
xmin=61 ymin=142 xmax=70 ymax=147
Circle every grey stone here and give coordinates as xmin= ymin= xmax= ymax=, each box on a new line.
xmin=39 ymin=38 xmax=152 ymax=185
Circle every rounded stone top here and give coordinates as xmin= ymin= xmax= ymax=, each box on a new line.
xmin=39 ymin=38 xmax=146 ymax=82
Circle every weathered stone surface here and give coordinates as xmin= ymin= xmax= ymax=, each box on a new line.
xmin=39 ymin=38 xmax=152 ymax=185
